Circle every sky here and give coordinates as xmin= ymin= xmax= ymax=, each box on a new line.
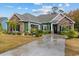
xmin=0 ymin=3 xmax=79 ymax=18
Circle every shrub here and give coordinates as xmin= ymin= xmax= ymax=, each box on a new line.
xmin=35 ymin=30 xmax=43 ymax=37
xmin=7 ymin=32 xmax=12 ymax=34
xmin=24 ymin=32 xmax=28 ymax=35
xmin=66 ymin=30 xmax=78 ymax=38
xmin=48 ymin=31 xmax=51 ymax=34
xmin=31 ymin=28 xmax=51 ymax=37
xmin=6 ymin=32 xmax=21 ymax=35
xmin=12 ymin=32 xmax=16 ymax=35
xmin=61 ymin=31 xmax=68 ymax=35
xmin=31 ymin=28 xmax=44 ymax=37
xmin=2 ymin=30 xmax=7 ymax=34
xmin=60 ymin=26 xmax=79 ymax=38
xmin=31 ymin=28 xmax=37 ymax=35
xmin=60 ymin=27 xmax=69 ymax=35
xmin=61 ymin=29 xmax=78 ymax=39
xmin=24 ymin=32 xmax=31 ymax=35
xmin=16 ymin=32 xmax=21 ymax=35
xmin=43 ymin=30 xmax=51 ymax=34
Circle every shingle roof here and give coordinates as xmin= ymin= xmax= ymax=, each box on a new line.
xmin=14 ymin=13 xmax=58 ymax=23
xmin=37 ymin=13 xmax=58 ymax=23
xmin=14 ymin=13 xmax=75 ymax=24
xmin=15 ymin=13 xmax=40 ymax=23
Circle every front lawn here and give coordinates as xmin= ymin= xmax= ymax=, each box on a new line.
xmin=65 ymin=38 xmax=79 ymax=56
xmin=0 ymin=35 xmax=41 ymax=53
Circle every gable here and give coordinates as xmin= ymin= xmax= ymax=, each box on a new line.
xmin=58 ymin=17 xmax=73 ymax=26
xmin=51 ymin=13 xmax=75 ymax=24
xmin=57 ymin=15 xmax=75 ymax=24
xmin=10 ymin=14 xmax=21 ymax=23
xmin=50 ymin=14 xmax=64 ymax=24
xmin=64 ymin=15 xmax=75 ymax=23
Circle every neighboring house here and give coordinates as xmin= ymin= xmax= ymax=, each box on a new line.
xmin=0 ymin=17 xmax=8 ymax=30
xmin=8 ymin=13 xmax=75 ymax=34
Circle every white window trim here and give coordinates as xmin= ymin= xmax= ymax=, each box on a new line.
xmin=43 ymin=25 xmax=47 ymax=31
xmin=30 ymin=23 xmax=40 ymax=30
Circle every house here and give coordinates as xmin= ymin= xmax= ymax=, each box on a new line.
xmin=8 ymin=13 xmax=75 ymax=34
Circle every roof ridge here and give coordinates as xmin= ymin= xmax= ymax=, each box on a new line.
xmin=22 ymin=13 xmax=36 ymax=17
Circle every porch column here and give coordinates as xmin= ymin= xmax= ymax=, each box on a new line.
xmin=57 ymin=25 xmax=60 ymax=33
xmin=38 ymin=25 xmax=41 ymax=30
xmin=7 ymin=23 xmax=9 ymax=32
xmin=51 ymin=23 xmax=53 ymax=33
xmin=28 ymin=22 xmax=31 ymax=33
xmin=71 ymin=24 xmax=74 ymax=30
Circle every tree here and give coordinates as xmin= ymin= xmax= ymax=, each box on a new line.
xmin=0 ymin=23 xmax=3 ymax=31
xmin=0 ymin=18 xmax=3 ymax=32
xmin=12 ymin=22 xmax=17 ymax=31
xmin=58 ymin=9 xmax=64 ymax=14
xmin=51 ymin=7 xmax=64 ymax=14
xmin=67 ymin=9 xmax=79 ymax=32
xmin=52 ymin=7 xmax=58 ymax=14
xmin=7 ymin=19 xmax=17 ymax=32
xmin=75 ymin=20 xmax=79 ymax=32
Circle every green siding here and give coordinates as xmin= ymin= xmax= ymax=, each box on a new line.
xmin=24 ymin=22 xmax=28 ymax=32
xmin=24 ymin=22 xmax=51 ymax=33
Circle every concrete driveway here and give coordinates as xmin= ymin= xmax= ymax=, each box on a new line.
xmin=0 ymin=34 xmax=65 ymax=56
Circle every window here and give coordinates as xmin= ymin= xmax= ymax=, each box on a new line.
xmin=43 ymin=25 xmax=47 ymax=30
xmin=31 ymin=25 xmax=38 ymax=29
xmin=31 ymin=24 xmax=38 ymax=30
xmin=16 ymin=25 xmax=20 ymax=31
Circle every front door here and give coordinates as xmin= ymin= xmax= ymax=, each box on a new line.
xmin=53 ymin=24 xmax=58 ymax=33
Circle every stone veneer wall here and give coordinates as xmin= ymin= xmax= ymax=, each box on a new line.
xmin=19 ymin=22 xmax=24 ymax=33
xmin=57 ymin=17 xmax=74 ymax=32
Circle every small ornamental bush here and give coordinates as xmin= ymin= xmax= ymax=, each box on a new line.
xmin=60 ymin=26 xmax=78 ymax=38
xmin=60 ymin=27 xmax=69 ymax=35
xmin=61 ymin=30 xmax=68 ymax=35
xmin=35 ymin=30 xmax=43 ymax=37
xmin=24 ymin=32 xmax=28 ymax=35
xmin=67 ymin=30 xmax=78 ymax=38
xmin=16 ymin=32 xmax=21 ymax=35
xmin=12 ymin=32 xmax=16 ymax=35
xmin=2 ymin=30 xmax=7 ymax=34
xmin=31 ymin=28 xmax=43 ymax=37
xmin=61 ymin=29 xmax=78 ymax=39
xmin=31 ymin=28 xmax=37 ymax=35
xmin=43 ymin=30 xmax=50 ymax=34
xmin=7 ymin=32 xmax=12 ymax=34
